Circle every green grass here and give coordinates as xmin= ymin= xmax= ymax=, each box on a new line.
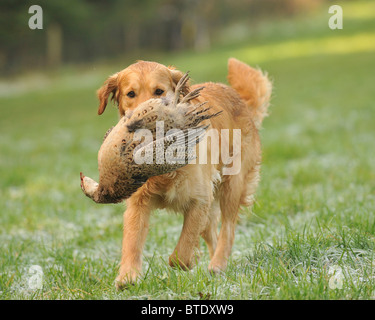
xmin=1 ymin=1 xmax=375 ymax=299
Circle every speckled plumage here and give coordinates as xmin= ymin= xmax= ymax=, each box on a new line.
xmin=80 ymin=73 xmax=221 ymax=204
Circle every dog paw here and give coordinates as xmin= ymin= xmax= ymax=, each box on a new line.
xmin=169 ymin=252 xmax=196 ymax=271
xmin=208 ymin=260 xmax=227 ymax=275
xmin=115 ymin=270 xmax=139 ymax=291
xmin=169 ymin=256 xmax=191 ymax=270
xmin=115 ymin=278 xmax=133 ymax=291
xmin=168 ymin=248 xmax=201 ymax=271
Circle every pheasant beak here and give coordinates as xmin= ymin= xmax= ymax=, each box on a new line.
xmin=80 ymin=172 xmax=99 ymax=200
xmin=80 ymin=172 xmax=85 ymax=191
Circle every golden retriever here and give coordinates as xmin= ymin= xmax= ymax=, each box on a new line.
xmin=96 ymin=58 xmax=272 ymax=289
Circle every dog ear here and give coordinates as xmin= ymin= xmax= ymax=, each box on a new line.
xmin=168 ymin=67 xmax=190 ymax=96
xmin=97 ymin=73 xmax=118 ymax=115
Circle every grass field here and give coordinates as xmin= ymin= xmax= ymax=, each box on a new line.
xmin=1 ymin=1 xmax=375 ymax=299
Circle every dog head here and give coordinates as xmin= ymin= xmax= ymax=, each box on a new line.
xmin=97 ymin=61 xmax=189 ymax=117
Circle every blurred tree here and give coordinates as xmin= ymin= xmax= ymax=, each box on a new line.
xmin=0 ymin=0 xmax=326 ymax=75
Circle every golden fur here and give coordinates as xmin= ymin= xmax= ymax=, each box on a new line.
xmin=96 ymin=58 xmax=272 ymax=289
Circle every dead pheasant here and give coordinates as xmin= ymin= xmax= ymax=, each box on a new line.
xmin=80 ymin=72 xmax=221 ymax=204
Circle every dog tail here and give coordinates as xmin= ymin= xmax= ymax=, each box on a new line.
xmin=227 ymin=58 xmax=272 ymax=130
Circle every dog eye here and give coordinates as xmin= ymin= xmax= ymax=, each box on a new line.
xmin=154 ymin=89 xmax=164 ymax=96
xmin=127 ymin=91 xmax=136 ymax=98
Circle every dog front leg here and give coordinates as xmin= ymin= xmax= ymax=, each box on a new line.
xmin=208 ymin=175 xmax=242 ymax=274
xmin=115 ymin=199 xmax=151 ymax=290
xmin=169 ymin=202 xmax=209 ymax=270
